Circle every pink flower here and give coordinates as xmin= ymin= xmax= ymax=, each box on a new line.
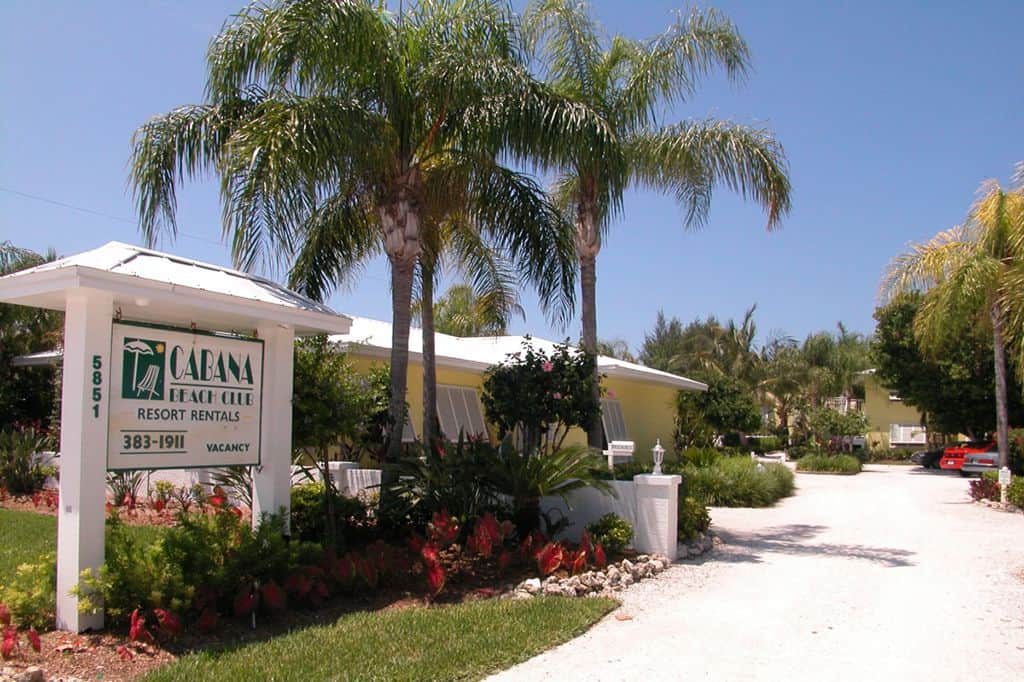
xmin=552 ymin=392 xmax=562 ymax=400
xmin=607 ymin=389 xmax=616 ymax=399
xmin=541 ymin=361 xmax=554 ymax=373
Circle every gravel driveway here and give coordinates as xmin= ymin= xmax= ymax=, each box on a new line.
xmin=489 ymin=465 xmax=1024 ymax=681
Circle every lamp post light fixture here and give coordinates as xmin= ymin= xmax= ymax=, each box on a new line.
xmin=652 ymin=438 xmax=665 ymax=475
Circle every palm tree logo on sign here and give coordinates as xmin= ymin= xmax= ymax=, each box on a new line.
xmin=121 ymin=338 xmax=165 ymax=400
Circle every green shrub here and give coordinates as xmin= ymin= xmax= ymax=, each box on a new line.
xmin=76 ymin=516 xmax=190 ymax=622
xmin=683 ymin=458 xmax=794 ymax=507
xmin=290 ymin=482 xmax=371 ymax=547
xmin=786 ymin=444 xmax=823 ymax=460
xmin=1007 ymin=478 xmax=1024 ymax=507
xmin=0 ymin=552 xmax=56 ymax=629
xmin=0 ymin=428 xmax=54 ymax=495
xmin=677 ymin=496 xmax=710 ymax=542
xmin=589 ymin=460 xmax=649 ymax=481
xmin=867 ymin=447 xmax=914 ymax=462
xmin=587 ymin=513 xmax=632 ymax=554
xmin=679 ymin=447 xmax=720 ymax=468
xmin=797 ymin=454 xmax=862 ymax=474
xmin=750 ymin=436 xmax=783 ymax=453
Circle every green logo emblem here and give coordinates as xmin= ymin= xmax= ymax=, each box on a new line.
xmin=121 ymin=338 xmax=165 ymax=400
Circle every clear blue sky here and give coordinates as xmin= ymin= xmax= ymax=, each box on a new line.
xmin=2 ymin=1 xmax=1021 ymax=354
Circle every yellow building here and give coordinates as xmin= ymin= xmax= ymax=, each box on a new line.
xmin=333 ymin=317 xmax=706 ymax=463
xmin=857 ymin=370 xmax=927 ymax=450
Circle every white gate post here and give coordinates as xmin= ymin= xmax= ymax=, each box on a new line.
xmin=252 ymin=324 xmax=295 ymax=531
xmin=632 ymin=474 xmax=682 ymax=561
xmin=56 ymin=291 xmax=113 ymax=632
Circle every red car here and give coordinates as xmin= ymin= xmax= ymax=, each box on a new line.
xmin=939 ymin=441 xmax=996 ymax=473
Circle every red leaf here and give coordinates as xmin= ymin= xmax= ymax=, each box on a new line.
xmin=117 ymin=644 xmax=134 ymax=661
xmin=128 ymin=609 xmax=154 ymax=644
xmin=331 ymin=555 xmax=354 ymax=584
xmin=580 ymin=531 xmax=594 ymax=557
xmin=537 ymin=543 xmax=564 ymax=576
xmin=197 ymin=608 xmax=219 ymax=633
xmin=233 ymin=589 xmax=258 ymax=618
xmin=477 ymin=513 xmax=502 ymax=544
xmin=284 ymin=573 xmax=310 ymax=599
xmin=153 ymin=499 xmax=166 ymax=513
xmin=230 ymin=507 xmax=243 ymax=519
xmin=425 ymin=562 xmax=445 ymax=596
xmin=571 ymin=549 xmax=587 ymax=576
xmin=427 ymin=511 xmax=459 ymax=546
xmin=153 ymin=608 xmax=182 ymax=637
xmin=2 ymin=628 xmax=17 ymax=660
xmin=260 ymin=581 xmax=286 ymax=612
xmin=0 ymin=603 xmax=9 ymax=627
xmin=420 ymin=543 xmax=440 ymax=565
xmin=593 ymin=543 xmax=607 ymax=569
xmin=27 ymin=627 xmax=41 ymax=653
xmin=209 ymin=495 xmax=226 ymax=508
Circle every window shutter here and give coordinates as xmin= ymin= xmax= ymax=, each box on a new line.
xmin=600 ymin=398 xmax=628 ymax=442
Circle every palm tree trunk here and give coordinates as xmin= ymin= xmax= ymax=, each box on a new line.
xmin=580 ymin=251 xmax=602 ymax=449
xmin=385 ymin=257 xmax=416 ymax=467
xmin=421 ymin=259 xmax=439 ymax=447
xmin=990 ymin=303 xmax=1010 ymax=470
xmin=576 ymin=185 xmax=602 ymax=450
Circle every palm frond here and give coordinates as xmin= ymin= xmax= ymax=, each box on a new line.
xmin=879 ymin=226 xmax=975 ymax=302
xmin=628 ymin=119 xmax=791 ymax=229
xmin=287 ymin=191 xmax=379 ymax=301
xmin=522 ymin=0 xmax=603 ymax=96
xmin=129 ymin=99 xmax=258 ymax=245
xmin=616 ymin=7 xmax=750 ymax=131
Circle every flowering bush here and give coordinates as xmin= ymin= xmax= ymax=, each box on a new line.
xmin=481 ymin=339 xmax=599 ymax=456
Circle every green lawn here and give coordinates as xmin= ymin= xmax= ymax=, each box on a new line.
xmin=144 ymin=597 xmax=616 ymax=682
xmin=0 ymin=508 xmax=164 ymax=580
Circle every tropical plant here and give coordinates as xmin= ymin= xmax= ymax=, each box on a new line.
xmin=881 ymin=169 xmax=1024 ymax=469
xmin=129 ymin=0 xmax=606 ymax=471
xmin=487 ymin=443 xmax=612 ymax=536
xmin=524 ymin=1 xmax=791 ymax=446
xmin=481 ymin=339 xmax=600 ymax=456
xmin=674 ymin=373 xmax=761 ymax=450
xmin=107 ymin=470 xmax=145 ymax=507
xmin=414 ymin=282 xmax=523 ymax=338
xmin=872 ymin=293 xmax=1023 ymax=438
xmin=292 ymin=336 xmax=379 ymax=550
xmin=796 ymin=454 xmax=862 ymax=475
xmin=0 ymin=428 xmax=53 ymax=496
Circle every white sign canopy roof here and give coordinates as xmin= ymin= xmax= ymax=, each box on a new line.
xmin=0 ymin=241 xmax=350 ymax=336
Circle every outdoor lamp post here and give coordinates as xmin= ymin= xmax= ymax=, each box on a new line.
xmin=652 ymin=438 xmax=665 ymax=475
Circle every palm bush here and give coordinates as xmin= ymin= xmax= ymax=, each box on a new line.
xmin=682 ymin=458 xmax=794 ymax=507
xmin=487 ymin=443 xmax=612 ymax=536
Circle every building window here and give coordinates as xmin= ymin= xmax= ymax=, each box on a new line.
xmin=890 ymin=423 xmax=926 ymax=445
xmin=436 ymin=385 xmax=487 ymax=440
xmin=600 ymin=398 xmax=629 ymax=443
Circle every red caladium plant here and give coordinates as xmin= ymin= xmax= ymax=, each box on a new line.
xmin=331 ymin=554 xmax=355 ymax=585
xmin=357 ymin=557 xmax=378 ymax=589
xmin=284 ymin=573 xmax=311 ymax=600
xmin=408 ymin=533 xmax=426 ymax=554
xmin=537 ymin=542 xmax=564 ymax=576
xmin=152 ymin=499 xmax=166 ymax=513
xmin=571 ymin=549 xmax=587 ymax=576
xmin=153 ymin=608 xmax=182 ymax=637
xmin=128 ymin=609 xmax=154 ymax=644
xmin=593 ymin=543 xmax=607 ymax=569
xmin=427 ymin=510 xmax=460 ymax=546
xmin=580 ymin=530 xmax=594 ymax=557
xmin=425 ymin=561 xmax=446 ymax=597
xmin=260 ymin=581 xmax=286 ymax=613
xmin=420 ymin=543 xmax=440 ymax=565
xmin=197 ymin=608 xmax=219 ymax=633
xmin=0 ymin=603 xmax=10 ymax=627
xmin=117 ymin=644 xmax=135 ymax=661
xmin=2 ymin=627 xmax=17 ymax=660
xmin=26 ymin=628 xmax=40 ymax=654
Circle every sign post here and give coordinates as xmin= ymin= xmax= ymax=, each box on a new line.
xmin=56 ymin=291 xmax=113 ymax=632
xmin=999 ymin=467 xmax=1011 ymax=505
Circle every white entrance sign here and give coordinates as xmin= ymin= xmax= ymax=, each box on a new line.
xmin=0 ymin=242 xmax=351 ymax=632
xmin=108 ymin=322 xmax=263 ymax=469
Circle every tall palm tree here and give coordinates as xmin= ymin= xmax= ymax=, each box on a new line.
xmin=523 ymin=0 xmax=792 ymax=447
xmin=882 ymin=171 xmax=1024 ymax=469
xmin=130 ymin=0 xmax=606 ymax=464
